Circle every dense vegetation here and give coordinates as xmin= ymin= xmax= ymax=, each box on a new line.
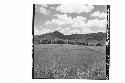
xmin=33 ymin=44 xmax=106 ymax=79
xmin=34 ymin=31 xmax=106 ymax=46
xmin=33 ymin=31 xmax=107 ymax=79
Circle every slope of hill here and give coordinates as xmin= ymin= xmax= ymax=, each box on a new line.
xmin=34 ymin=31 xmax=106 ymax=45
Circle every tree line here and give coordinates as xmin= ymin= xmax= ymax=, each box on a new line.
xmin=34 ymin=39 xmax=103 ymax=46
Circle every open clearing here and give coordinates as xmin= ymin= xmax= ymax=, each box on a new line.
xmin=33 ymin=44 xmax=106 ymax=79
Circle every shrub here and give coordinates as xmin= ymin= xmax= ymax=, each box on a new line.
xmin=33 ymin=63 xmax=106 ymax=79
xmin=96 ymin=43 xmax=103 ymax=46
xmin=56 ymin=39 xmax=65 ymax=44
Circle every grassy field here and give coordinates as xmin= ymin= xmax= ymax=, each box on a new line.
xmin=33 ymin=44 xmax=106 ymax=79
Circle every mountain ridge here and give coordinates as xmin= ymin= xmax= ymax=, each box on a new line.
xmin=34 ymin=31 xmax=106 ymax=45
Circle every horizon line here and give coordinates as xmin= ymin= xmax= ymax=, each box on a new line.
xmin=34 ymin=31 xmax=106 ymax=35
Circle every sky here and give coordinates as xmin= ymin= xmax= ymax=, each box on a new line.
xmin=34 ymin=4 xmax=107 ymax=35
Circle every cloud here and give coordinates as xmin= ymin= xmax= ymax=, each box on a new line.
xmin=44 ymin=14 xmax=106 ymax=34
xmin=86 ymin=19 xmax=107 ymax=28
xmin=71 ymin=16 xmax=86 ymax=27
xmin=41 ymin=4 xmax=48 ymax=8
xmin=34 ymin=5 xmax=107 ymax=35
xmin=45 ymin=14 xmax=86 ymax=27
xmin=59 ymin=27 xmax=93 ymax=35
xmin=91 ymin=11 xmax=107 ymax=18
xmin=97 ymin=30 xmax=106 ymax=33
xmin=35 ymin=4 xmax=50 ymax=15
xmin=57 ymin=27 xmax=82 ymax=35
xmin=35 ymin=4 xmax=48 ymax=8
xmin=39 ymin=7 xmax=50 ymax=15
xmin=69 ymin=29 xmax=81 ymax=34
xmin=45 ymin=14 xmax=72 ymax=26
xmin=45 ymin=14 xmax=106 ymax=28
xmin=51 ymin=7 xmax=56 ymax=9
xmin=56 ymin=4 xmax=94 ymax=13
xmin=34 ymin=26 xmax=52 ymax=35
xmin=34 ymin=26 xmax=41 ymax=35
xmin=82 ymin=28 xmax=93 ymax=33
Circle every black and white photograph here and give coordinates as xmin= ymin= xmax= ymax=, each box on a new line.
xmin=32 ymin=4 xmax=110 ymax=79
xmin=2 ymin=0 xmax=125 ymax=82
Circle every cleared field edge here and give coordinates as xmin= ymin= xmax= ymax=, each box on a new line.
xmin=106 ymin=5 xmax=110 ymax=80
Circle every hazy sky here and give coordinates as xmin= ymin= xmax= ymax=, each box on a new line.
xmin=34 ymin=4 xmax=107 ymax=35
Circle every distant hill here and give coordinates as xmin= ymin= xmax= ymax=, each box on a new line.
xmin=34 ymin=31 xmax=106 ymax=45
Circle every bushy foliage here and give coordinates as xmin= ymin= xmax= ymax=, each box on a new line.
xmin=96 ymin=43 xmax=103 ymax=46
xmin=55 ymin=39 xmax=65 ymax=44
xmin=34 ymin=31 xmax=106 ymax=46
xmin=34 ymin=63 xmax=106 ymax=79
xmin=33 ymin=44 xmax=106 ymax=79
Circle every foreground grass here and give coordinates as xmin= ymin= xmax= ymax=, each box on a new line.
xmin=33 ymin=44 xmax=106 ymax=79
